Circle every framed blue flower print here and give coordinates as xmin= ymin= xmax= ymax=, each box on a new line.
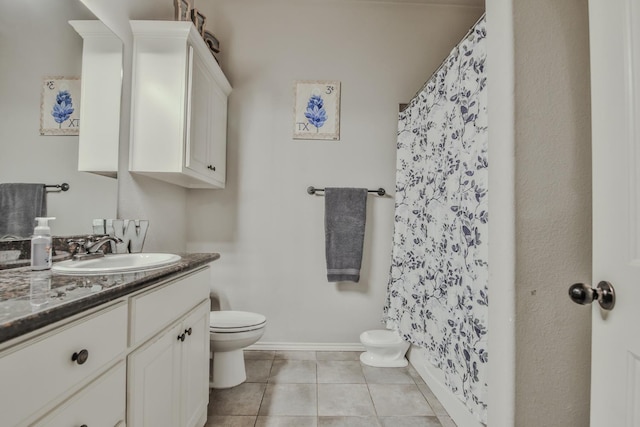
xmin=40 ymin=76 xmax=81 ymax=135
xmin=293 ymin=80 xmax=340 ymax=140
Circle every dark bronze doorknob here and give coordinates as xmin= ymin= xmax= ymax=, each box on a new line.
xmin=568 ymin=281 xmax=615 ymax=310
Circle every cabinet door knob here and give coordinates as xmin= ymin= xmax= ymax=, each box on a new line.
xmin=185 ymin=327 xmax=192 ymax=336
xmin=71 ymin=349 xmax=89 ymax=365
xmin=207 ymin=165 xmax=216 ymax=171
xmin=177 ymin=333 xmax=186 ymax=342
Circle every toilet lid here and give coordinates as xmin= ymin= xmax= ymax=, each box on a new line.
xmin=210 ymin=310 xmax=266 ymax=332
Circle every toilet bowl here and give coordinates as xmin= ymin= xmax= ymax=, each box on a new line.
xmin=210 ymin=310 xmax=266 ymax=389
xmin=359 ymin=329 xmax=410 ymax=368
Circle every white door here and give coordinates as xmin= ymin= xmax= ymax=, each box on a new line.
xmin=587 ymin=0 xmax=640 ymax=424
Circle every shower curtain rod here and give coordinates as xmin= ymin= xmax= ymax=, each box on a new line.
xmin=403 ymin=12 xmax=486 ymax=109
xmin=306 ymin=186 xmax=386 ymax=196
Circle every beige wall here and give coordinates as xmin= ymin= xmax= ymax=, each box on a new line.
xmin=512 ymin=0 xmax=592 ymax=425
xmin=187 ymin=0 xmax=484 ymax=343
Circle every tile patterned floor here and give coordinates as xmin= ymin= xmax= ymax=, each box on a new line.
xmin=207 ymin=350 xmax=457 ymax=427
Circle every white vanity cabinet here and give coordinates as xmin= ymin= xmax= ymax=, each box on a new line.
xmin=0 ymin=267 xmax=211 ymax=427
xmin=129 ymin=21 xmax=232 ymax=189
xmin=128 ymin=270 xmax=210 ymax=427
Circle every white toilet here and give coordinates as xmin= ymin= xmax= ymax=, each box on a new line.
xmin=359 ymin=329 xmax=410 ymax=367
xmin=209 ymin=310 xmax=266 ymax=389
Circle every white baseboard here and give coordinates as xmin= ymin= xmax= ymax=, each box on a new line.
xmin=408 ymin=345 xmax=485 ymax=427
xmin=247 ymin=341 xmax=365 ymax=352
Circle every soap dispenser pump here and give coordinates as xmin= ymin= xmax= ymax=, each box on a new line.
xmin=31 ymin=217 xmax=55 ymax=271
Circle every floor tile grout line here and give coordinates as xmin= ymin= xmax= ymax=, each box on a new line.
xmin=366 ymin=383 xmax=380 ymax=420
xmin=363 ymin=362 xmax=381 ymax=421
xmin=253 ymin=356 xmax=271 ymax=423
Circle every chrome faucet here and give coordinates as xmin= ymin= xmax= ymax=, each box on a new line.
xmin=86 ymin=235 xmax=123 ymax=253
xmin=68 ymin=235 xmax=123 ymax=261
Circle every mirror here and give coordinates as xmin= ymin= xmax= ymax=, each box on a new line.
xmin=0 ymin=0 xmax=121 ymax=239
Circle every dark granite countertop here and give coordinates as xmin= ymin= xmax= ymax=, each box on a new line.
xmin=0 ymin=252 xmax=220 ymax=345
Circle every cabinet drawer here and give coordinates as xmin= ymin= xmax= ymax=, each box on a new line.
xmin=33 ymin=361 xmax=126 ymax=427
xmin=0 ymin=302 xmax=127 ymax=427
xmin=130 ymin=268 xmax=209 ymax=347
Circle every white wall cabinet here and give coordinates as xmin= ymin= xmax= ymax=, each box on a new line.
xmin=129 ymin=21 xmax=232 ymax=189
xmin=69 ymin=20 xmax=123 ymax=178
xmin=0 ymin=267 xmax=210 ymax=427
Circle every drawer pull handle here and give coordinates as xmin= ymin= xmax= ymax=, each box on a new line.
xmin=177 ymin=333 xmax=186 ymax=342
xmin=207 ymin=165 xmax=216 ymax=172
xmin=185 ymin=327 xmax=192 ymax=336
xmin=71 ymin=349 xmax=89 ymax=365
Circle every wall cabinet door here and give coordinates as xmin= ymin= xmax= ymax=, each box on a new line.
xmin=185 ymin=46 xmax=227 ymax=186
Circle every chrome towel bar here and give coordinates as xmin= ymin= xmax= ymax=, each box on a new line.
xmin=307 ymin=186 xmax=386 ymax=196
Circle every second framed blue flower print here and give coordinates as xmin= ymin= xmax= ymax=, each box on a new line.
xmin=293 ymin=80 xmax=340 ymax=140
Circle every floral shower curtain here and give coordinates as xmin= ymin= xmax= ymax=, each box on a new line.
xmin=384 ymin=15 xmax=488 ymax=422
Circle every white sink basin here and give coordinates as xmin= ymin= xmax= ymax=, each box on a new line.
xmin=52 ymin=253 xmax=182 ymax=275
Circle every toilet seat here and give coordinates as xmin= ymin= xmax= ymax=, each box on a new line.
xmin=210 ymin=310 xmax=266 ymax=333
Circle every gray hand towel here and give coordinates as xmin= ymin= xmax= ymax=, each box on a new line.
xmin=324 ymin=188 xmax=368 ymax=282
xmin=0 ymin=183 xmax=47 ymax=238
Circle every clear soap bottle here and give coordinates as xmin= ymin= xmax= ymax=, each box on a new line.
xmin=31 ymin=217 xmax=55 ymax=271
